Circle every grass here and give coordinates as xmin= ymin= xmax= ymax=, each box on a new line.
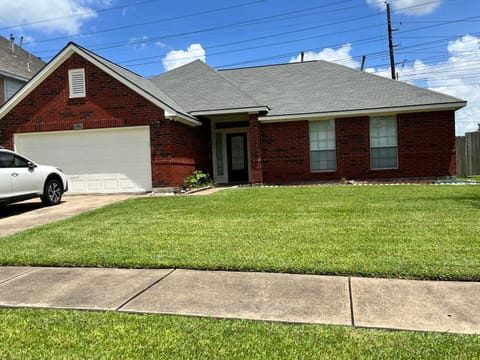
xmin=1 ymin=185 xmax=479 ymax=280
xmin=1 ymin=186 xmax=479 ymax=358
xmin=0 ymin=309 xmax=478 ymax=359
xmin=459 ymin=176 xmax=480 ymax=183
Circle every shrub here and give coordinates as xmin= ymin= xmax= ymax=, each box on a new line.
xmin=183 ymin=170 xmax=216 ymax=189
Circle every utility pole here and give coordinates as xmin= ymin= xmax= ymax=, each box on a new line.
xmin=386 ymin=1 xmax=397 ymax=80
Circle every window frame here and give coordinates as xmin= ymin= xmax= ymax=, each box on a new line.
xmin=68 ymin=68 xmax=86 ymax=98
xmin=309 ymin=119 xmax=336 ymax=173
xmin=369 ymin=115 xmax=398 ymax=170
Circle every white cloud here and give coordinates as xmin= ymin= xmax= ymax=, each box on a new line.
xmin=162 ymin=43 xmax=206 ymax=71
xmin=0 ymin=0 xmax=110 ymax=35
xmin=367 ymin=35 xmax=480 ymax=135
xmin=128 ymin=35 xmax=149 ymax=50
xmin=289 ymin=43 xmax=360 ymax=69
xmin=155 ymin=41 xmax=167 ymax=49
xmin=366 ymin=0 xmax=442 ymax=16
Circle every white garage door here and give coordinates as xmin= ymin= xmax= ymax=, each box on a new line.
xmin=15 ymin=126 xmax=152 ymax=194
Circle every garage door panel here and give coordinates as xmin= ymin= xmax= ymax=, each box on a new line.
xmin=69 ymin=174 xmax=143 ymax=193
xmin=14 ymin=127 xmax=152 ymax=194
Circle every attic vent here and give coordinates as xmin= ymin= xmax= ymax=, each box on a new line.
xmin=68 ymin=68 xmax=86 ymax=98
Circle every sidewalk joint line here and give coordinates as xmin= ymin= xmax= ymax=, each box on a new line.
xmin=115 ymin=268 xmax=176 ymax=311
xmin=348 ymin=277 xmax=356 ymax=327
xmin=0 ymin=267 xmax=38 ymax=286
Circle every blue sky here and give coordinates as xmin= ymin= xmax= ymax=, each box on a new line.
xmin=0 ymin=0 xmax=479 ymax=134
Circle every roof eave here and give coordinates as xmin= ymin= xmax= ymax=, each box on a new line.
xmin=190 ymin=106 xmax=270 ymax=116
xmin=259 ymin=102 xmax=468 ymax=123
xmin=165 ymin=110 xmax=202 ymax=126
xmin=0 ymin=70 xmax=30 ymax=82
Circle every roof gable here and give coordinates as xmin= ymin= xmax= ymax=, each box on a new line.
xmin=0 ymin=42 xmax=200 ymax=126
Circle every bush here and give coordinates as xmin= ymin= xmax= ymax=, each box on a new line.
xmin=183 ymin=170 xmax=216 ymax=189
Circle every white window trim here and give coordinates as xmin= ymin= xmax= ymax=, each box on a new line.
xmin=68 ymin=68 xmax=86 ymax=98
xmin=369 ymin=115 xmax=398 ymax=170
xmin=309 ymin=119 xmax=336 ymax=173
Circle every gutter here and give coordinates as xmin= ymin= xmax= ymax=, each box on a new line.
xmin=259 ymin=102 xmax=468 ymax=123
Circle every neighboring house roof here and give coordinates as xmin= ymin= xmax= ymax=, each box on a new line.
xmin=219 ymin=60 xmax=467 ymax=121
xmin=0 ymin=35 xmax=45 ymax=81
xmin=149 ymin=60 xmax=269 ymax=116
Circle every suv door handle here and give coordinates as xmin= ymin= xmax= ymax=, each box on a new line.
xmin=11 ymin=172 xmax=19 ymax=177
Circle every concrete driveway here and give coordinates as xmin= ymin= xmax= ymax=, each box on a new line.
xmin=0 ymin=195 xmax=136 ymax=237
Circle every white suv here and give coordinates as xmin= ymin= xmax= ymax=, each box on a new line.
xmin=0 ymin=148 xmax=68 ymax=206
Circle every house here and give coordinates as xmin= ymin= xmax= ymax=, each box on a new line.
xmin=0 ymin=35 xmax=45 ymax=105
xmin=0 ymin=42 xmax=466 ymax=193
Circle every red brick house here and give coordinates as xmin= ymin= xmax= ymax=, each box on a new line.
xmin=0 ymin=42 xmax=466 ymax=193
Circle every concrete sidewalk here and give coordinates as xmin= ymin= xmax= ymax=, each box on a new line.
xmin=0 ymin=267 xmax=478 ymax=335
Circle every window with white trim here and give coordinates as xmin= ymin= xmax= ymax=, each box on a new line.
xmin=68 ymin=68 xmax=86 ymax=98
xmin=309 ymin=119 xmax=336 ymax=172
xmin=5 ymin=78 xmax=24 ymax=100
xmin=370 ymin=115 xmax=398 ymax=169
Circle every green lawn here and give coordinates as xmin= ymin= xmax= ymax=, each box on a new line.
xmin=1 ymin=185 xmax=479 ymax=280
xmin=1 ymin=185 xmax=479 ymax=358
xmin=0 ymin=309 xmax=478 ymax=359
xmin=458 ymin=176 xmax=480 ymax=183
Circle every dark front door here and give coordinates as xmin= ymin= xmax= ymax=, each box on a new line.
xmin=227 ymin=133 xmax=249 ymax=183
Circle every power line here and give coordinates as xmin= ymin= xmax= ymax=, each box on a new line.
xmin=23 ymin=0 xmax=268 ymax=46
xmin=120 ymin=23 xmax=385 ymax=66
xmin=213 ymin=14 xmax=479 ymax=69
xmin=33 ymin=0 xmax=358 ymax=56
xmin=0 ymin=0 xmax=164 ymax=31
xmin=7 ymin=0 xmax=478 ymax=87
xmin=21 ymin=0 xmax=479 ymax=71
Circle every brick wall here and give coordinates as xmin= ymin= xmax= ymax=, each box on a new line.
xmin=249 ymin=113 xmax=263 ymax=184
xmin=151 ymin=118 xmax=211 ymax=186
xmin=0 ymin=53 xmax=210 ymax=187
xmin=261 ymin=121 xmax=310 ymax=183
xmin=336 ymin=116 xmax=370 ymax=179
xmin=260 ymin=110 xmax=456 ymax=183
xmin=397 ymin=111 xmax=456 ymax=177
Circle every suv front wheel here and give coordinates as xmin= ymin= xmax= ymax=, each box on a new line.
xmin=41 ymin=178 xmax=64 ymax=206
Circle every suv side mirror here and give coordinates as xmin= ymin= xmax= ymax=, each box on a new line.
xmin=28 ymin=161 xmax=36 ymax=169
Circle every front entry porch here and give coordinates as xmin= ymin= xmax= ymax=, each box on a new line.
xmin=209 ymin=113 xmax=263 ymax=185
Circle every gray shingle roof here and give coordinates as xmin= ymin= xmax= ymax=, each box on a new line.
xmin=219 ymin=60 xmax=465 ymax=117
xmin=149 ymin=60 xmax=267 ymax=113
xmin=1 ymin=40 xmax=465 ymax=124
xmin=0 ymin=36 xmax=45 ymax=80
